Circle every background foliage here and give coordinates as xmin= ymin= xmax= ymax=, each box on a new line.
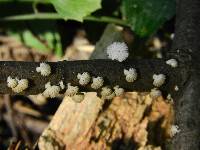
xmin=0 ymin=0 xmax=175 ymax=56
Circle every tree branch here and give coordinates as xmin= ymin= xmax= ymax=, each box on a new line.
xmin=170 ymin=0 xmax=200 ymax=149
xmin=0 ymin=59 xmax=183 ymax=95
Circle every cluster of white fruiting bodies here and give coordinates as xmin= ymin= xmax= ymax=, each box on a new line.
xmin=65 ymin=83 xmax=79 ymax=97
xmin=150 ymin=88 xmax=162 ymax=99
xmin=7 ymin=76 xmax=29 ymax=93
xmin=91 ymin=77 xmax=104 ymax=89
xmin=100 ymin=85 xmax=124 ymax=100
xmin=170 ymin=125 xmax=181 ymax=137
xmin=124 ymin=68 xmax=137 ymax=82
xmin=43 ymin=82 xmax=61 ymax=98
xmin=106 ymin=42 xmax=129 ymax=62
xmin=166 ymin=59 xmax=178 ymax=68
xmin=114 ymin=85 xmax=124 ymax=96
xmin=77 ymin=72 xmax=91 ymax=86
xmin=36 ymin=62 xmax=51 ymax=76
xmin=153 ymin=74 xmax=166 ymax=87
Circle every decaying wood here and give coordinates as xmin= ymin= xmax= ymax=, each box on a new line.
xmin=38 ymin=92 xmax=173 ymax=150
xmin=38 ymin=93 xmax=103 ymax=150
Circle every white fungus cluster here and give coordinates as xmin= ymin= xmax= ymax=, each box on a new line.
xmin=72 ymin=93 xmax=85 ymax=103
xmin=7 ymin=76 xmax=29 ymax=93
xmin=170 ymin=125 xmax=181 ymax=137
xmin=153 ymin=74 xmax=166 ymax=87
xmin=43 ymin=82 xmax=60 ymax=98
xmin=65 ymin=83 xmax=79 ymax=97
xmin=174 ymin=85 xmax=179 ymax=91
xmin=59 ymin=80 xmax=65 ymax=90
xmin=7 ymin=76 xmax=18 ymax=88
xmin=101 ymin=87 xmax=115 ymax=100
xmin=91 ymin=77 xmax=104 ymax=89
xmin=166 ymin=59 xmax=178 ymax=68
xmin=124 ymin=68 xmax=137 ymax=82
xmin=167 ymin=94 xmax=174 ymax=103
xmin=77 ymin=72 xmax=91 ymax=86
xmin=106 ymin=42 xmax=129 ymax=62
xmin=36 ymin=62 xmax=51 ymax=76
xmin=114 ymin=85 xmax=124 ymax=96
xmin=150 ymin=88 xmax=162 ymax=99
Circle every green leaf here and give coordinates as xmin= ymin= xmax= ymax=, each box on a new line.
xmin=6 ymin=21 xmax=63 ymax=57
xmin=122 ymin=0 xmax=175 ymax=36
xmin=49 ymin=0 xmax=102 ymax=22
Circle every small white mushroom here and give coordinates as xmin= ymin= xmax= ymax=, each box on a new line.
xmin=7 ymin=76 xmax=18 ymax=88
xmin=101 ymin=87 xmax=112 ymax=97
xmin=106 ymin=42 xmax=129 ymax=62
xmin=91 ymin=77 xmax=104 ymax=89
xmin=124 ymin=68 xmax=137 ymax=82
xmin=65 ymin=83 xmax=79 ymax=97
xmin=72 ymin=93 xmax=85 ymax=103
xmin=12 ymin=79 xmax=29 ymax=93
xmin=59 ymin=80 xmax=65 ymax=90
xmin=166 ymin=93 xmax=174 ymax=103
xmin=101 ymin=87 xmax=115 ymax=100
xmin=43 ymin=82 xmax=60 ymax=98
xmin=166 ymin=59 xmax=178 ymax=68
xmin=166 ymin=94 xmax=173 ymax=101
xmin=105 ymin=92 xmax=116 ymax=100
xmin=36 ymin=62 xmax=51 ymax=76
xmin=114 ymin=85 xmax=124 ymax=96
xmin=77 ymin=72 xmax=91 ymax=86
xmin=150 ymin=88 xmax=162 ymax=99
xmin=170 ymin=125 xmax=180 ymax=137
xmin=45 ymin=82 xmax=51 ymax=89
xmin=153 ymin=74 xmax=166 ymax=87
xmin=174 ymin=85 xmax=179 ymax=91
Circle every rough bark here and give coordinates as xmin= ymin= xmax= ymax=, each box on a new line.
xmin=170 ymin=0 xmax=200 ymax=149
xmin=0 ymin=60 xmax=183 ymax=95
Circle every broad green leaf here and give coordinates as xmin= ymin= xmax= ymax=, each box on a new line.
xmin=122 ymin=0 xmax=175 ymax=36
xmin=49 ymin=0 xmax=101 ymax=21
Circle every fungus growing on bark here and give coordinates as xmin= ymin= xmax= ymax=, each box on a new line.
xmin=77 ymin=72 xmax=91 ymax=86
xmin=59 ymin=80 xmax=65 ymax=90
xmin=174 ymin=85 xmax=179 ymax=91
xmin=7 ymin=76 xmax=29 ymax=93
xmin=153 ymin=74 xmax=166 ymax=87
xmin=124 ymin=68 xmax=137 ymax=82
xmin=65 ymin=83 xmax=79 ymax=97
xmin=101 ymin=87 xmax=116 ymax=100
xmin=106 ymin=42 xmax=129 ymax=62
xmin=36 ymin=62 xmax=51 ymax=76
xmin=170 ymin=125 xmax=181 ymax=137
xmin=7 ymin=76 xmax=18 ymax=88
xmin=150 ymin=88 xmax=162 ymax=98
xmin=43 ymin=82 xmax=60 ymax=98
xmin=114 ymin=85 xmax=124 ymax=96
xmin=91 ymin=76 xmax=104 ymax=89
xmin=166 ymin=59 xmax=178 ymax=68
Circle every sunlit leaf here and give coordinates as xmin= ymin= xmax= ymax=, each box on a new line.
xmin=49 ymin=0 xmax=102 ymax=22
